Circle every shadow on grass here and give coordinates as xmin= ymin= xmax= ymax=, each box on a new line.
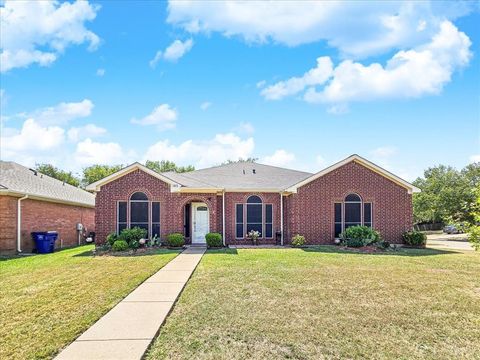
xmin=206 ymin=248 xmax=238 ymax=255
xmin=301 ymin=245 xmax=460 ymax=257
xmin=73 ymin=248 xmax=180 ymax=258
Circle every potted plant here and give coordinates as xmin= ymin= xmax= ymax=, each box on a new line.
xmin=247 ymin=230 xmax=261 ymax=245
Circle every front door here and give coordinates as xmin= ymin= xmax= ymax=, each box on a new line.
xmin=192 ymin=203 xmax=209 ymax=244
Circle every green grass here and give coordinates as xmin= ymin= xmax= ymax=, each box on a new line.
xmin=147 ymin=246 xmax=480 ymax=359
xmin=0 ymin=245 xmax=179 ymax=360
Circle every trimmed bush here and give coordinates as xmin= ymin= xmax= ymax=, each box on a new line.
xmin=112 ymin=240 xmax=129 ymax=252
xmin=119 ymin=227 xmax=147 ymax=245
xmin=205 ymin=233 xmax=223 ymax=247
xmin=402 ymin=231 xmax=427 ymax=247
xmin=291 ymin=234 xmax=306 ymax=247
xmin=106 ymin=232 xmax=118 ymax=246
xmin=340 ymin=225 xmax=381 ymax=247
xmin=166 ymin=233 xmax=185 ymax=247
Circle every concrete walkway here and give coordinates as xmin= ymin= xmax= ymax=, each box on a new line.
xmin=56 ymin=247 xmax=206 ymax=360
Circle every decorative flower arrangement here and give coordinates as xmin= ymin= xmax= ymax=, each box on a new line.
xmin=247 ymin=230 xmax=261 ymax=245
xmin=139 ymin=238 xmax=146 ymax=246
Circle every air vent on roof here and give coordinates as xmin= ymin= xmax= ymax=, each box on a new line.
xmin=253 ymin=169 xmax=256 ymax=174
xmin=29 ymin=168 xmax=38 ymax=176
xmin=243 ymin=169 xmax=245 ymax=174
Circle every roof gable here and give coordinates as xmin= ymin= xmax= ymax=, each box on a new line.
xmin=285 ymin=154 xmax=420 ymax=194
xmin=85 ymin=162 xmax=180 ymax=191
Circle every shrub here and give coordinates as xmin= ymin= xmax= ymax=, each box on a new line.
xmin=291 ymin=234 xmax=306 ymax=247
xmin=112 ymin=240 xmax=129 ymax=251
xmin=402 ymin=230 xmax=427 ymax=247
xmin=376 ymin=240 xmax=391 ymax=250
xmin=468 ymin=225 xmax=480 ymax=251
xmin=119 ymin=227 xmax=147 ymax=245
xmin=166 ymin=233 xmax=185 ymax=247
xmin=205 ymin=233 xmax=223 ymax=247
xmin=340 ymin=225 xmax=381 ymax=247
xmin=106 ymin=232 xmax=118 ymax=246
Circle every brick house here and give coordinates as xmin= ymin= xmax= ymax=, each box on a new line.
xmin=0 ymin=161 xmax=95 ymax=254
xmin=86 ymin=154 xmax=419 ymax=246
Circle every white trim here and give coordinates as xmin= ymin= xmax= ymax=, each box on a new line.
xmin=17 ymin=194 xmax=28 ymax=253
xmin=280 ymin=193 xmax=284 ymax=246
xmin=85 ymin=162 xmax=180 ymax=192
xmin=285 ymin=154 xmax=421 ymax=194
xmin=222 ymin=191 xmax=226 ymax=246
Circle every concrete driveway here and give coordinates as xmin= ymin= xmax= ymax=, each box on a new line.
xmin=427 ymin=233 xmax=474 ymax=251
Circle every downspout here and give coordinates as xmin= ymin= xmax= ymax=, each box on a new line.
xmin=222 ymin=190 xmax=226 ymax=246
xmin=17 ymin=194 xmax=29 ymax=253
xmin=280 ymin=192 xmax=284 ymax=246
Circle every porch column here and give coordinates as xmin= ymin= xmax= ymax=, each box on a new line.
xmin=222 ymin=191 xmax=226 ymax=246
xmin=280 ymin=192 xmax=284 ymax=246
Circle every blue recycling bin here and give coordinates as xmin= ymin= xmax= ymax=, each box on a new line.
xmin=31 ymin=232 xmax=58 ymax=254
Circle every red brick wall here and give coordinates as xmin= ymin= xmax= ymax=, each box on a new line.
xmin=94 ymin=169 xmax=219 ymax=244
xmin=0 ymin=195 xmax=95 ymax=254
xmin=224 ymin=192 xmax=281 ymax=245
xmin=0 ymin=196 xmax=18 ymax=253
xmin=285 ymin=160 xmax=413 ymax=244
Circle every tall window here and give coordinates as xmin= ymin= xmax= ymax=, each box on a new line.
xmin=334 ymin=194 xmax=372 ymax=238
xmin=236 ymin=204 xmax=244 ymax=238
xmin=246 ymin=195 xmax=263 ymax=236
xmin=235 ymin=196 xmax=274 ymax=239
xmin=117 ymin=192 xmax=160 ymax=237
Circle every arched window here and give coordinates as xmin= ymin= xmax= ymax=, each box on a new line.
xmin=130 ymin=192 xmax=149 ymax=234
xmin=116 ymin=192 xmax=161 ymax=238
xmin=246 ymin=195 xmax=263 ymax=236
xmin=334 ymin=193 xmax=372 ymax=238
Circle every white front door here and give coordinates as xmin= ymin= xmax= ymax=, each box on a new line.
xmin=192 ymin=203 xmax=209 ymax=244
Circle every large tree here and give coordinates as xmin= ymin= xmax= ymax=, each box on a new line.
xmin=145 ymin=160 xmax=194 ymax=173
xmin=413 ymin=163 xmax=479 ymax=224
xmin=82 ymin=164 xmax=123 ymax=187
xmin=35 ymin=164 xmax=80 ymax=187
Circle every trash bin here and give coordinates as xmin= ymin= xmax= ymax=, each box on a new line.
xmin=32 ymin=231 xmax=58 ymax=254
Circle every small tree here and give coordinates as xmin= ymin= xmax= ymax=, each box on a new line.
xmin=82 ymin=164 xmax=123 ymax=187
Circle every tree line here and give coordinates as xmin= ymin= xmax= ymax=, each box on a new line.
xmin=34 ymin=160 xmax=195 ymax=189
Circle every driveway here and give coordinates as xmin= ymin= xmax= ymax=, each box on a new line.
xmin=427 ymin=233 xmax=474 ymax=251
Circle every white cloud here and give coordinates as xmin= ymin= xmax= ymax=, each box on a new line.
xmin=1 ymin=119 xmax=65 ymax=157
xmin=74 ymin=138 xmax=127 ymax=166
xmin=144 ymin=133 xmax=254 ymax=168
xmin=262 ymin=149 xmax=295 ymax=168
xmin=470 ymin=154 xmax=480 ymax=163
xmin=19 ymin=99 xmax=94 ymax=125
xmin=67 ymin=124 xmax=107 ymax=142
xmin=149 ymin=39 xmax=194 ymax=67
xmin=261 ymin=57 xmax=333 ymax=100
xmin=167 ymin=1 xmax=472 ymax=57
xmin=371 ymin=146 xmax=397 ymax=158
xmin=96 ymin=68 xmax=105 ymax=76
xmin=0 ymin=0 xmax=100 ymax=72
xmin=200 ymin=101 xmax=212 ymax=111
xmin=131 ymin=104 xmax=178 ymax=131
xmin=316 ymin=155 xmax=326 ymax=168
xmin=262 ymin=21 xmax=471 ymax=106
xmin=235 ymin=121 xmax=255 ymax=134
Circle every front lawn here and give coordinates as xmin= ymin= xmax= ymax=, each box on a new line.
xmin=0 ymin=245 xmax=179 ymax=360
xmin=147 ymin=246 xmax=480 ymax=359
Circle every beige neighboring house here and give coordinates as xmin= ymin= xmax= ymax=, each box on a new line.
xmin=0 ymin=161 xmax=95 ymax=254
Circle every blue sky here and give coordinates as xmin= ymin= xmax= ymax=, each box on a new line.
xmin=1 ymin=1 xmax=479 ymax=181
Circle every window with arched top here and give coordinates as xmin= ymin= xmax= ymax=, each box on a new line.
xmin=116 ymin=192 xmax=160 ymax=238
xmin=334 ymin=193 xmax=372 ymax=238
xmin=235 ymin=195 xmax=273 ymax=239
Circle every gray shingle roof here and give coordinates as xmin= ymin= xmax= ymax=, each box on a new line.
xmin=0 ymin=161 xmax=95 ymax=207
xmin=161 ymin=162 xmax=312 ymax=191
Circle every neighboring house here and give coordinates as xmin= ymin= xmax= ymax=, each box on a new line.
xmin=87 ymin=154 xmax=419 ymax=246
xmin=0 ymin=161 xmax=95 ymax=254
